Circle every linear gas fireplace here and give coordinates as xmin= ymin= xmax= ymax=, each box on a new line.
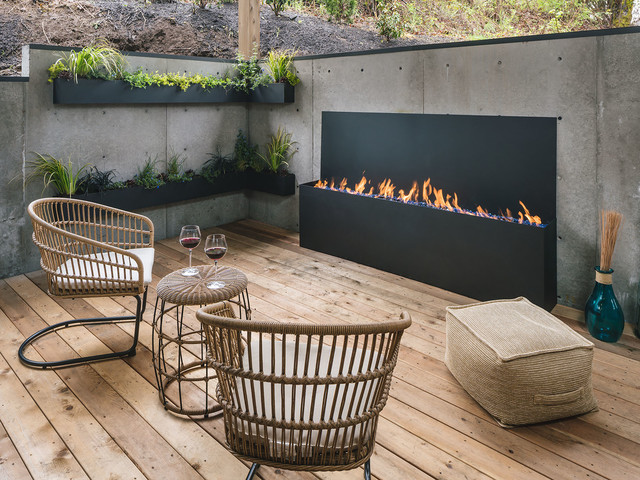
xmin=299 ymin=112 xmax=557 ymax=310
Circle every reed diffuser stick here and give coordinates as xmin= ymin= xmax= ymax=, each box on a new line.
xmin=599 ymin=210 xmax=623 ymax=271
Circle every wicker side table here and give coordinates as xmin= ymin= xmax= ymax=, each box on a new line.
xmin=152 ymin=264 xmax=250 ymax=417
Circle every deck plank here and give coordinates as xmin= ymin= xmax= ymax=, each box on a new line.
xmin=2 ymin=220 xmax=640 ymax=479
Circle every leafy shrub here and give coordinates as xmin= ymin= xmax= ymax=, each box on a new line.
xmin=258 ymin=128 xmax=297 ymax=174
xmin=122 ymin=69 xmax=231 ymax=92
xmin=230 ymin=55 xmax=271 ymax=94
xmin=264 ymin=49 xmax=300 ymax=86
xmin=26 ymin=153 xmax=89 ymax=195
xmin=377 ymin=1 xmax=405 ymax=41
xmin=325 ymin=0 xmax=357 ymax=23
xmin=134 ymin=157 xmax=165 ymax=189
xmin=233 ymin=130 xmax=260 ymax=172
xmin=78 ymin=166 xmax=124 ymax=194
xmin=201 ymin=148 xmax=236 ymax=182
xmin=266 ymin=0 xmax=288 ymax=16
xmin=48 ymin=43 xmax=126 ymax=83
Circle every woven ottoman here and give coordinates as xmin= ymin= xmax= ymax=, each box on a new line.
xmin=445 ymin=297 xmax=598 ymax=427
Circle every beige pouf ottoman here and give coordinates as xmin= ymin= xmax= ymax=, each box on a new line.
xmin=445 ymin=297 xmax=598 ymax=427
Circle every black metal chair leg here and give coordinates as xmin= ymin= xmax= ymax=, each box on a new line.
xmin=246 ymin=463 xmax=260 ymax=480
xmin=364 ymin=459 xmax=371 ymax=480
xmin=18 ymin=291 xmax=145 ymax=369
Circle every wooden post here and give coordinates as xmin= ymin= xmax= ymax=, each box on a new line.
xmin=238 ymin=0 xmax=260 ymax=59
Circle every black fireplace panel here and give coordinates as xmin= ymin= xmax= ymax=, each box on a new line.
xmin=321 ymin=112 xmax=557 ymax=222
xmin=300 ymin=185 xmax=557 ymax=310
xmin=301 ymin=112 xmax=557 ymax=309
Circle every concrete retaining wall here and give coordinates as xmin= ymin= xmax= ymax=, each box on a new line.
xmin=2 ymin=29 xmax=639 ymax=322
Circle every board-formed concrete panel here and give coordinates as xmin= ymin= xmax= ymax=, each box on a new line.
xmin=597 ymin=33 xmax=640 ymax=318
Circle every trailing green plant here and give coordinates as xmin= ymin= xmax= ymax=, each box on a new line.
xmin=377 ymin=1 xmax=405 ymax=41
xmin=166 ymin=152 xmax=194 ymax=182
xmin=264 ymin=49 xmax=300 ymax=86
xmin=233 ymin=130 xmax=260 ymax=172
xmin=325 ymin=0 xmax=357 ymax=23
xmin=258 ymin=128 xmax=297 ymax=174
xmin=78 ymin=166 xmax=125 ymax=194
xmin=122 ymin=68 xmax=232 ymax=92
xmin=26 ymin=153 xmax=89 ymax=195
xmin=48 ymin=43 xmax=126 ymax=83
xmin=134 ymin=156 xmax=165 ymax=189
xmin=201 ymin=148 xmax=237 ymax=182
xmin=230 ymin=54 xmax=271 ymax=94
xmin=265 ymin=0 xmax=289 ymax=16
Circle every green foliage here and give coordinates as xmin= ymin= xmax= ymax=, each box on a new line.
xmin=264 ymin=49 xmax=300 ymax=86
xmin=230 ymin=54 xmax=271 ymax=94
xmin=78 ymin=166 xmax=124 ymax=194
xmin=266 ymin=0 xmax=289 ymax=16
xmin=122 ymin=68 xmax=231 ymax=91
xmin=258 ymin=127 xmax=297 ymax=174
xmin=201 ymin=148 xmax=236 ymax=182
xmin=26 ymin=153 xmax=89 ymax=195
xmin=233 ymin=130 xmax=260 ymax=172
xmin=166 ymin=152 xmax=194 ymax=182
xmin=325 ymin=0 xmax=357 ymax=23
xmin=377 ymin=1 xmax=405 ymax=41
xmin=134 ymin=156 xmax=165 ymax=189
xmin=48 ymin=43 xmax=126 ymax=83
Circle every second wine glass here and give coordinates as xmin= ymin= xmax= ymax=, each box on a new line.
xmin=179 ymin=225 xmax=201 ymax=277
xmin=204 ymin=233 xmax=227 ymax=289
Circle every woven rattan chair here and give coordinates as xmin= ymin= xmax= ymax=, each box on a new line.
xmin=19 ymin=197 xmax=154 ymax=368
xmin=196 ymin=302 xmax=411 ymax=479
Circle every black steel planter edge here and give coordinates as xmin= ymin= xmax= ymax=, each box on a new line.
xmin=60 ymin=173 xmax=296 ymax=210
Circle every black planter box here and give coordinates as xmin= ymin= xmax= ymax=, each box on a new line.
xmin=63 ymin=172 xmax=295 ymax=211
xmin=52 ymin=79 xmax=295 ymax=105
xmin=246 ymin=172 xmax=296 ymax=196
xmin=66 ymin=174 xmax=245 ymax=210
xmin=300 ymin=183 xmax=557 ymax=310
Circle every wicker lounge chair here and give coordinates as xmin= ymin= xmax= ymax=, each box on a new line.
xmin=196 ymin=301 xmax=411 ymax=479
xmin=19 ymin=197 xmax=154 ymax=368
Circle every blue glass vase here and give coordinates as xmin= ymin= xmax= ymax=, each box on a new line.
xmin=585 ymin=267 xmax=624 ymax=343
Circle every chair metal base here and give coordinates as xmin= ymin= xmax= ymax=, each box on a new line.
xmin=245 ymin=460 xmax=371 ymax=479
xmin=18 ymin=289 xmax=147 ymax=369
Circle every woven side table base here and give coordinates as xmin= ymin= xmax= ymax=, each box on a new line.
xmin=152 ymin=265 xmax=250 ymax=417
xmin=445 ymin=297 xmax=598 ymax=427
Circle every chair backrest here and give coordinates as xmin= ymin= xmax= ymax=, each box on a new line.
xmin=28 ymin=197 xmax=154 ymax=297
xmin=197 ymin=301 xmax=411 ymax=471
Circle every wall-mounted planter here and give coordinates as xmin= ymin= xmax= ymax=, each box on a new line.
xmin=52 ymin=78 xmax=295 ymax=105
xmin=65 ymin=174 xmax=246 ymax=211
xmin=246 ymin=172 xmax=296 ymax=196
xmin=62 ymin=172 xmax=295 ymax=211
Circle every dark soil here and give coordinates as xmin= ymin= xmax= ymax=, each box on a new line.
xmin=0 ymin=0 xmax=451 ymax=76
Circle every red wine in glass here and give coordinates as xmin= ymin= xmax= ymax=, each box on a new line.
xmin=204 ymin=234 xmax=227 ymax=289
xmin=180 ymin=237 xmax=201 ymax=249
xmin=179 ymin=225 xmax=201 ymax=276
xmin=205 ymin=246 xmax=227 ymax=260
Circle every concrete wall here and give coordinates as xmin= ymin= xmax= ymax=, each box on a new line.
xmin=2 ymin=29 xmax=640 ymax=323
xmin=249 ymin=28 xmax=640 ymax=321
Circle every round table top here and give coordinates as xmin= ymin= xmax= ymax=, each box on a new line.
xmin=156 ymin=265 xmax=248 ymax=305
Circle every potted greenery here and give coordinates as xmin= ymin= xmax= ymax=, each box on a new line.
xmin=247 ymin=127 xmax=297 ymax=196
xmin=49 ymin=45 xmax=298 ymax=105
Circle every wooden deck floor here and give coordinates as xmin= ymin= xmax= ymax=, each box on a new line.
xmin=1 ymin=219 xmax=640 ymax=480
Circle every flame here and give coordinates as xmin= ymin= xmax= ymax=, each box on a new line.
xmin=314 ymin=175 xmax=544 ymax=227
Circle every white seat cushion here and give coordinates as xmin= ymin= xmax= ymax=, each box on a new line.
xmin=55 ymin=247 xmax=155 ymax=290
xmin=231 ymin=338 xmax=378 ymax=456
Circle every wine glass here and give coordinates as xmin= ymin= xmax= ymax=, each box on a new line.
xmin=204 ymin=234 xmax=227 ymax=289
xmin=179 ymin=225 xmax=201 ymax=276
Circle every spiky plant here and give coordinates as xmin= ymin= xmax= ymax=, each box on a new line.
xmin=26 ymin=153 xmax=89 ymax=195
xmin=48 ymin=43 xmax=126 ymax=83
xmin=258 ymin=128 xmax=297 ymax=174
